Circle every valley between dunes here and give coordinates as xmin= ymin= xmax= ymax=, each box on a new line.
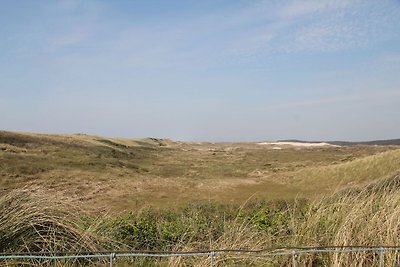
xmin=1 ymin=131 xmax=399 ymax=213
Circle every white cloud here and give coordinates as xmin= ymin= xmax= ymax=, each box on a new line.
xmin=289 ymin=21 xmax=362 ymax=52
xmin=279 ymin=0 xmax=353 ymax=18
xmin=19 ymin=0 xmax=400 ymax=70
xmin=222 ymin=0 xmax=400 ymax=56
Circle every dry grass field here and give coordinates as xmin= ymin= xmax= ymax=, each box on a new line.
xmin=1 ymin=131 xmax=400 ymax=266
xmin=1 ymin=130 xmax=399 ymax=213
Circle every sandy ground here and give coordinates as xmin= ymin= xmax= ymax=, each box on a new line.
xmin=258 ymin=141 xmax=338 ymax=147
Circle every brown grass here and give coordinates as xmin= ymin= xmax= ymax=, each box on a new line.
xmin=0 ymin=174 xmax=400 ymax=266
xmin=169 ymin=173 xmax=400 ymax=266
xmin=292 ymin=173 xmax=400 ymax=266
xmin=1 ymin=131 xmax=400 ymax=266
xmin=0 ymin=186 xmax=110 ymax=254
xmin=1 ymin=131 xmax=399 ymax=212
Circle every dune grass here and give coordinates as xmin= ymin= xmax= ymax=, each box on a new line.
xmin=1 ymin=131 xmax=400 ymax=266
xmin=292 ymin=148 xmax=400 ymax=188
xmin=1 ymin=173 xmax=400 ymax=266
xmin=1 ymin=131 xmax=398 ymax=211
xmin=0 ymin=186 xmax=114 ymax=266
xmin=290 ymin=173 xmax=400 ymax=266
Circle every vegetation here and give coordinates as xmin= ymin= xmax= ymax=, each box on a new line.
xmin=1 ymin=131 xmax=399 ymax=211
xmin=0 ymin=186 xmax=111 ymax=265
xmin=1 ymin=131 xmax=400 ymax=266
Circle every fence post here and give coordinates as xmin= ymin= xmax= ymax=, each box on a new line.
xmin=291 ymin=251 xmax=296 ymax=267
xmin=210 ymin=251 xmax=215 ymax=267
xmin=379 ymin=247 xmax=384 ymax=267
xmin=109 ymin=253 xmax=115 ymax=267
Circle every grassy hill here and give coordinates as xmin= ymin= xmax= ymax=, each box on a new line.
xmin=2 ymin=131 xmax=400 ymax=266
xmin=1 ymin=130 xmax=399 ymax=213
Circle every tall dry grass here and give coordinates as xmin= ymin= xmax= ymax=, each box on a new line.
xmin=168 ymin=219 xmax=273 ymax=267
xmin=290 ymin=173 xmax=400 ymax=266
xmin=294 ymin=148 xmax=400 ymax=190
xmin=0 ymin=186 xmax=112 ymax=265
xmin=1 ymin=173 xmax=400 ymax=266
xmin=172 ymin=173 xmax=400 ymax=266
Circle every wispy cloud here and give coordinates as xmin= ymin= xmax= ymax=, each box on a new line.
xmin=17 ymin=0 xmax=397 ymax=72
xmin=1 ymin=0 xmax=399 ymax=141
xmin=279 ymin=0 xmax=353 ymax=18
xmin=223 ymin=0 xmax=400 ymax=56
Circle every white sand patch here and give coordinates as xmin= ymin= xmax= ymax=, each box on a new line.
xmin=257 ymin=142 xmax=339 ymax=147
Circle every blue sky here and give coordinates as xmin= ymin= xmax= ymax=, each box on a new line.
xmin=1 ymin=0 xmax=400 ymax=141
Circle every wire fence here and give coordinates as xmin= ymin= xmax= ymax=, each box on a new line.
xmin=1 ymin=246 xmax=400 ymax=266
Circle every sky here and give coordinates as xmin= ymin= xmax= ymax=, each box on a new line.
xmin=1 ymin=0 xmax=400 ymax=142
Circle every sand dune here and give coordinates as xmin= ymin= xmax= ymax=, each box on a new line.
xmin=257 ymin=141 xmax=338 ymax=147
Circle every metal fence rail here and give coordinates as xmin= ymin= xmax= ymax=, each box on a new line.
xmin=1 ymin=246 xmax=399 ymax=266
